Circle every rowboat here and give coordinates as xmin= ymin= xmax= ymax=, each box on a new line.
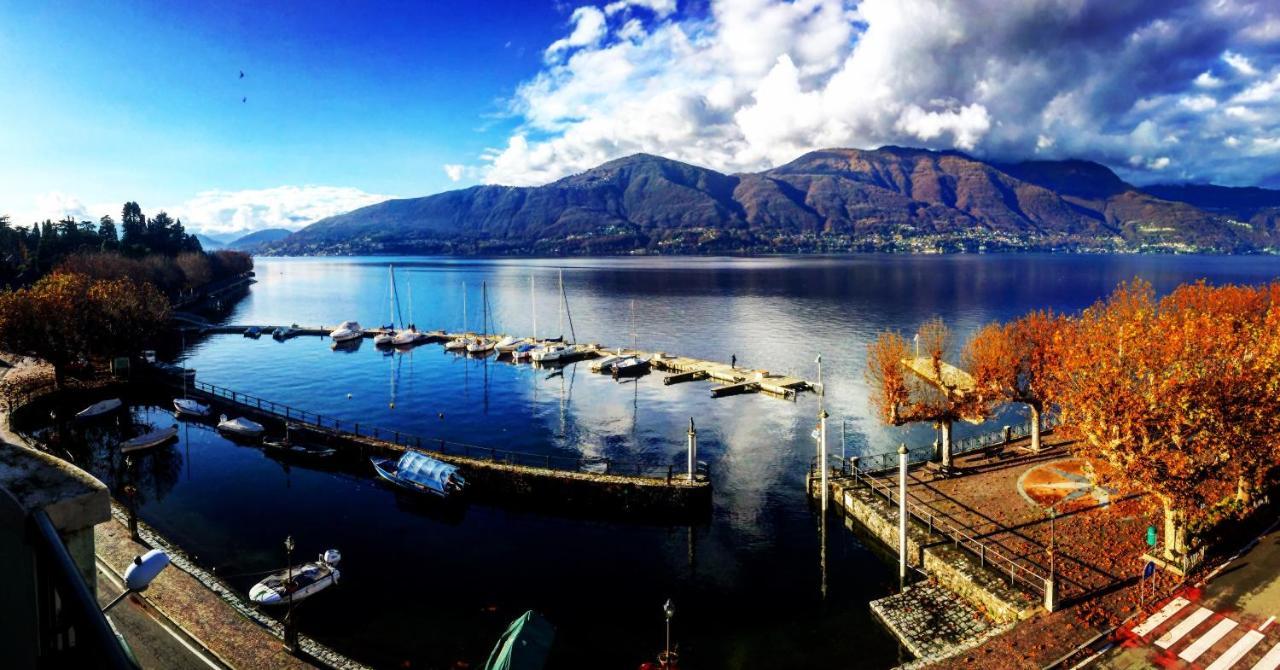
xmin=121 ymin=425 xmax=179 ymax=453
xmin=173 ymin=398 xmax=210 ymax=417
xmin=76 ymin=398 xmax=123 ymax=420
xmin=372 ymin=451 xmax=466 ymax=498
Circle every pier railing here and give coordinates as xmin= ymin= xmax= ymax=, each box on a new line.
xmin=846 ymin=414 xmax=1060 ymax=475
xmin=191 ymin=380 xmax=709 ymax=483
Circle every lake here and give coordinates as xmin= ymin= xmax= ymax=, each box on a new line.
xmin=58 ymin=254 xmax=1280 ymax=669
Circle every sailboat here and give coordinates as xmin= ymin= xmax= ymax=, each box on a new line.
xmin=513 ymin=275 xmax=540 ymax=361
xmin=249 ymin=549 xmax=342 ymax=605
xmin=466 ymin=282 xmax=496 ymax=354
xmin=613 ymin=299 xmax=651 ymax=378
xmin=394 ymin=278 xmax=428 ymax=346
xmin=374 ymin=265 xmax=400 ymax=347
xmin=531 ymin=269 xmax=582 ymax=363
xmin=444 ymin=282 xmax=471 ymax=351
xmin=173 ymin=329 xmax=210 ymax=418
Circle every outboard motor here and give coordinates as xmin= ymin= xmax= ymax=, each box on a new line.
xmin=321 ymin=548 xmax=342 ymax=566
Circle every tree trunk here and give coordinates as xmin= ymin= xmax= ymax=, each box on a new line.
xmin=1028 ymin=403 xmax=1042 ymax=453
xmin=52 ymin=363 xmax=65 ymax=390
xmin=940 ymin=419 xmax=953 ymax=468
xmin=1162 ymin=501 xmax=1187 ymax=562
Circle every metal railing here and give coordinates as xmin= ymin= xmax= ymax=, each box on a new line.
xmin=847 ymin=414 xmax=1060 ymax=475
xmin=191 ymin=379 xmax=709 ymax=483
xmin=30 ymin=509 xmax=138 ymax=669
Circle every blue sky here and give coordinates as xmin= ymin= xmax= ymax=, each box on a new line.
xmin=3 ymin=1 xmax=1280 ymax=235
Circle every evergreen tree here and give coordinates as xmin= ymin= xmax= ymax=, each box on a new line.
xmin=97 ymin=215 xmax=118 ymax=251
xmin=121 ymin=202 xmax=145 ymax=254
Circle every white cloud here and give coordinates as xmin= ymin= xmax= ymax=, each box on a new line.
xmin=1232 ymin=72 xmax=1280 ymax=103
xmin=1148 ymin=156 xmax=1172 ymax=170
xmin=32 ymin=191 xmax=92 ymax=222
xmin=1194 ymin=71 xmax=1223 ymax=88
xmin=453 ymin=0 xmax=1280 ymax=188
xmin=545 ymin=6 xmax=608 ymax=60
xmin=1223 ymin=50 xmax=1259 ymax=76
xmin=171 ymin=185 xmax=394 ymax=236
xmin=444 ymin=164 xmax=465 ymax=182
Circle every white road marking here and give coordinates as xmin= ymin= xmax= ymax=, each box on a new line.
xmin=1262 ymin=616 xmax=1276 ymax=632
xmin=1206 ymin=630 xmax=1265 ymax=670
xmin=1180 ymin=618 xmax=1238 ymax=662
xmin=1133 ymin=597 xmax=1192 ymax=637
xmin=97 ymin=558 xmax=224 ymax=670
xmin=1251 ymin=642 xmax=1280 ymax=670
xmin=1156 ymin=606 xmax=1214 ymax=649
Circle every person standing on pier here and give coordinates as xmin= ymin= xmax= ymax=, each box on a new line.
xmin=731 ymin=354 xmax=736 ymax=369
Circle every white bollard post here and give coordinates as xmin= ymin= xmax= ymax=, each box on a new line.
xmin=687 ymin=418 xmax=697 ymax=482
xmin=819 ymin=409 xmax=829 ymax=511
xmin=899 ymin=442 xmax=908 ymax=587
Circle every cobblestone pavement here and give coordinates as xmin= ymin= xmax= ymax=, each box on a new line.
xmin=872 ymin=582 xmax=1004 ymax=661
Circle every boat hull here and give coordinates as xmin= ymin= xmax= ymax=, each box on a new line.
xmin=121 ymin=426 xmax=179 ymax=453
xmin=77 ymin=398 xmax=123 ymax=420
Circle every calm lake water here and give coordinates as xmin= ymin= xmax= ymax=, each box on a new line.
xmin=58 ymin=254 xmax=1280 ymax=669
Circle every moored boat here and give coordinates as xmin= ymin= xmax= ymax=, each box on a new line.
xmin=121 ymin=425 xmax=179 ymax=453
xmin=371 ymin=450 xmax=466 ymax=498
xmin=613 ymin=356 xmax=651 ymax=378
xmin=329 ymin=320 xmax=363 ymax=343
xmin=76 ymin=398 xmax=123 ymax=420
xmin=263 ymin=424 xmax=337 ymax=459
xmin=244 ymin=326 xmax=262 ymax=338
xmin=217 ymin=414 xmax=265 ymax=438
xmin=249 ymin=549 xmax=342 ymax=606
xmin=272 ymin=325 xmax=299 ymax=340
xmin=173 ymin=398 xmax=210 ymax=417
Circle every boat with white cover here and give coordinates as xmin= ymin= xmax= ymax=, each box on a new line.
xmin=76 ymin=398 xmax=123 ymax=420
xmin=249 ymin=550 xmax=341 ymax=605
xmin=330 ymin=320 xmax=363 ymax=343
xmin=612 ymin=356 xmax=651 ymax=378
xmin=217 ymin=414 xmax=264 ymax=438
xmin=121 ymin=425 xmax=179 ymax=453
xmin=372 ymin=450 xmax=467 ymax=498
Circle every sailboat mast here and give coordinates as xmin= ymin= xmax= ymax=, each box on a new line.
xmin=481 ymin=281 xmax=489 ymax=338
xmin=463 ymin=281 xmax=468 ymax=333
xmin=561 ymin=268 xmax=577 ymax=345
xmin=631 ymin=299 xmax=636 ymax=349
xmin=558 ymin=270 xmax=564 ymax=339
xmin=530 ymin=275 xmax=536 ymax=341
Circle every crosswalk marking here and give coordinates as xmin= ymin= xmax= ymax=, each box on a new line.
xmin=1156 ymin=607 xmax=1214 ymax=649
xmin=1180 ymin=618 xmax=1238 ymax=662
xmin=1207 ymin=630 xmax=1266 ymax=670
xmin=1134 ymin=597 xmax=1193 ymax=637
xmin=1251 ymin=641 xmax=1280 ymax=670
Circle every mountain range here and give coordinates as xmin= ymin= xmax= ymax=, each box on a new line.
xmin=198 ymin=228 xmax=294 ymax=252
xmin=261 ymin=147 xmax=1280 ymax=256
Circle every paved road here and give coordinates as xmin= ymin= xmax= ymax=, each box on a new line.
xmin=1095 ymin=519 xmax=1280 ymax=670
xmin=96 ymin=560 xmax=225 ymax=670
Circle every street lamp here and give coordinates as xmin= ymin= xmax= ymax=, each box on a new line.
xmin=284 ymin=535 xmax=297 ymax=653
xmin=662 ymin=598 xmax=675 ymax=668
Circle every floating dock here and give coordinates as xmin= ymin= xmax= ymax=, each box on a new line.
xmin=180 ymin=322 xmax=816 ymax=401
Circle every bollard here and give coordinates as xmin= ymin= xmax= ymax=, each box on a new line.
xmin=1002 ymin=425 xmax=1012 ymax=445
xmin=687 ymin=418 xmax=697 ymax=482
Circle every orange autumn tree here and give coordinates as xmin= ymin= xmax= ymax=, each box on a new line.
xmin=964 ymin=310 xmax=1064 ymax=452
xmin=1046 ymin=279 xmax=1280 ymax=563
xmin=867 ymin=317 xmax=986 ymax=468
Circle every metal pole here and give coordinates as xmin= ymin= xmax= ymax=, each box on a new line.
xmin=898 ymin=443 xmax=908 ymax=587
xmin=815 ymin=353 xmax=823 ymax=407
xmin=284 ymin=535 xmax=296 ymax=653
xmin=687 ymin=418 xmax=697 ymax=482
xmin=819 ymin=409 xmax=829 ymax=511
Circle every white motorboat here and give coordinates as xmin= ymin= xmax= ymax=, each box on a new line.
xmin=530 ymin=343 xmax=568 ymax=362
xmin=76 ymin=398 xmax=123 ymax=420
xmin=173 ymin=398 xmax=210 ymax=417
xmin=612 ymin=356 xmax=651 ymax=378
xmin=373 ymin=329 xmax=396 ymax=347
xmin=590 ymin=352 xmax=632 ymax=373
xmin=466 ymin=337 xmax=495 ymax=354
xmin=444 ymin=336 xmax=471 ymax=351
xmin=330 ymin=320 xmax=363 ymax=342
xmin=249 ymin=549 xmax=341 ymax=606
xmin=121 ymin=425 xmax=179 ymax=453
xmin=217 ymin=414 xmax=265 ymax=438
xmin=494 ymin=336 xmax=521 ymax=353
xmin=392 ymin=327 xmax=424 ymax=346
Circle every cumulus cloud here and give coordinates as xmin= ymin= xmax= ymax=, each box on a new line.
xmin=32 ymin=192 xmax=92 ymax=221
xmin=446 ymin=0 xmax=1280 ymax=188
xmin=171 ymin=185 xmax=394 ymax=236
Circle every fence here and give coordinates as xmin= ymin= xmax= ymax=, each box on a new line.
xmin=846 ymin=413 xmax=1061 ymax=474
xmin=191 ymin=379 xmax=709 ymax=483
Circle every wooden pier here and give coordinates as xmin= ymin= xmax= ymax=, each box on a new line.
xmin=178 ymin=321 xmax=816 ymax=401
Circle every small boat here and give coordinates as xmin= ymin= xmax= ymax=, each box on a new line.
xmin=244 ymin=326 xmax=262 ymax=338
xmin=494 ymin=336 xmax=521 ymax=353
xmin=512 ymin=343 xmax=538 ymax=361
xmin=392 ymin=327 xmax=425 ymax=346
xmin=373 ymin=327 xmax=396 ymax=347
xmin=272 ymin=325 xmax=299 ymax=340
xmin=444 ymin=337 xmax=471 ymax=351
xmin=484 ymin=610 xmax=555 ymax=670
xmin=466 ymin=337 xmax=495 ymax=354
xmin=372 ymin=450 xmax=466 ymax=498
xmin=531 ymin=343 xmax=568 ymax=362
xmin=612 ymin=356 xmax=651 ymax=378
xmin=217 ymin=414 xmax=264 ymax=438
xmin=467 ymin=282 xmax=497 ymax=354
xmin=329 ymin=320 xmax=363 ymax=343
xmin=263 ymin=424 xmax=337 ymax=459
xmin=121 ymin=425 xmax=179 ymax=453
xmin=76 ymin=398 xmax=123 ymax=420
xmin=173 ymin=398 xmax=210 ymax=417
xmin=591 ymin=353 xmax=634 ymax=373
xmin=249 ymin=549 xmax=342 ymax=606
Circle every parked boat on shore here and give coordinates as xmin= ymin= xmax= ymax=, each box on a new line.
xmin=76 ymin=398 xmax=123 ymax=420
xmin=249 ymin=549 xmax=342 ymax=606
xmin=371 ymin=450 xmax=466 ymax=498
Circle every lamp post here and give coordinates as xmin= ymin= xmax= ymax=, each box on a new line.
xmin=284 ymin=535 xmax=297 ymax=653
xmin=687 ymin=418 xmax=697 ymax=483
xmin=819 ymin=408 xmax=829 ymax=511
xmin=815 ymin=353 xmax=823 ymax=404
xmin=898 ymin=443 xmax=908 ymax=588
xmin=662 ymin=598 xmax=675 ymax=668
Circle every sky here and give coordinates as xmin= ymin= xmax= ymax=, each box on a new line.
xmin=2 ymin=0 xmax=1280 ymax=237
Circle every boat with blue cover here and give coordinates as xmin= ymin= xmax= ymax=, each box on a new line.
xmin=371 ymin=450 xmax=467 ymax=498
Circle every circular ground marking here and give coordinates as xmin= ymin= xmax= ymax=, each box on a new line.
xmin=1017 ymin=458 xmax=1118 ymax=513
